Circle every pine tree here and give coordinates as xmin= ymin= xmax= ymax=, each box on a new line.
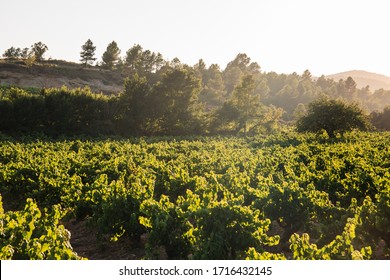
xmin=102 ymin=41 xmax=121 ymax=69
xmin=80 ymin=39 xmax=96 ymax=67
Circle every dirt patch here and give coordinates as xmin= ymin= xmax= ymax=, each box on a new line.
xmin=63 ymin=218 xmax=145 ymax=260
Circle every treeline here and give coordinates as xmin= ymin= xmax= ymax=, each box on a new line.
xmin=0 ymin=86 xmax=117 ymax=136
xmin=2 ymin=42 xmax=48 ymax=66
xmin=2 ymin=41 xmax=390 ymax=136
xmin=0 ymin=82 xmax=389 ymax=137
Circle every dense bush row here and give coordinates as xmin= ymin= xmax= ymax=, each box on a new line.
xmin=1 ymin=85 xmax=389 ymax=138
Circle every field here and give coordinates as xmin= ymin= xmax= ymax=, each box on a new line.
xmin=0 ymin=132 xmax=389 ymax=259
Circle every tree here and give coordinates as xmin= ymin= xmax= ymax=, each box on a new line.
xmin=223 ymin=65 xmax=243 ymax=96
xmin=3 ymin=46 xmax=36 ymax=66
xmin=30 ymin=42 xmax=48 ymax=61
xmin=20 ymin=48 xmax=31 ymax=59
xmin=102 ymin=41 xmax=121 ymax=69
xmin=230 ymin=74 xmax=261 ymax=135
xmin=223 ymin=54 xmax=261 ymax=96
xmin=316 ymin=75 xmax=338 ymax=98
xmin=345 ymin=76 xmax=357 ymax=95
xmin=125 ymin=44 xmax=143 ymax=71
xmin=226 ymin=53 xmax=252 ymax=72
xmin=149 ymin=67 xmax=201 ymax=135
xmin=296 ymin=98 xmax=369 ymax=137
xmin=336 ymin=77 xmax=357 ymax=100
xmin=301 ymin=69 xmax=312 ymax=81
xmin=198 ymin=63 xmax=226 ymax=108
xmin=80 ymin=39 xmax=96 ymax=67
xmin=119 ymin=74 xmax=150 ymax=134
xmin=260 ymin=105 xmax=284 ymax=133
xmin=2 ymin=47 xmax=21 ymax=59
xmin=124 ymin=44 xmax=165 ymax=82
xmin=370 ymin=106 xmax=390 ymax=131
xmin=293 ymin=103 xmax=307 ymax=121
xmin=141 ymin=50 xmax=164 ymax=73
xmin=212 ymin=74 xmax=263 ymax=135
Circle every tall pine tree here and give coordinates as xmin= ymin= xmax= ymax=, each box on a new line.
xmin=80 ymin=39 xmax=96 ymax=67
xmin=102 ymin=41 xmax=121 ymax=69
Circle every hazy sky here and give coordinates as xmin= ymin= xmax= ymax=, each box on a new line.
xmin=1 ymin=0 xmax=389 ymax=76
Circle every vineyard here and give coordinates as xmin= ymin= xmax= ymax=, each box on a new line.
xmin=0 ymin=132 xmax=389 ymax=259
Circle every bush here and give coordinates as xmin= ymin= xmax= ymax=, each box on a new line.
xmin=296 ymin=98 xmax=370 ymax=137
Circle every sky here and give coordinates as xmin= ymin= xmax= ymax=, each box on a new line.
xmin=1 ymin=0 xmax=390 ymax=76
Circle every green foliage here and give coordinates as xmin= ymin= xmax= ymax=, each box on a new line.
xmin=371 ymin=106 xmax=390 ymax=131
xmin=102 ymin=41 xmax=121 ymax=69
xmin=0 ymin=86 xmax=118 ymax=136
xmin=289 ymin=218 xmax=372 ymax=260
xmin=2 ymin=46 xmax=34 ymax=63
xmin=209 ymin=102 xmax=240 ymax=134
xmin=30 ymin=42 xmax=48 ymax=61
xmin=80 ymin=39 xmax=96 ymax=67
xmin=90 ymin=174 xmax=149 ymax=241
xmin=119 ymin=74 xmax=150 ymax=135
xmin=124 ymin=44 xmax=164 ymax=76
xmin=0 ymin=132 xmax=388 ymax=259
xmin=140 ymin=195 xmax=194 ymax=259
xmin=149 ymin=67 xmax=202 ymax=135
xmin=354 ymin=193 xmax=390 ymax=256
xmin=192 ymin=199 xmax=279 ymax=259
xmin=0 ymin=196 xmax=81 ymax=259
xmin=223 ymin=53 xmax=259 ymax=96
xmin=197 ymin=63 xmax=226 ymax=107
xmin=2 ymin=48 xmax=390 ymax=136
xmin=210 ymin=74 xmax=262 ymax=135
xmin=0 ymin=78 xmax=207 ymax=136
xmin=2 ymin=47 xmax=21 ymax=59
xmin=2 ymin=47 xmax=390 ymax=125
xmin=297 ymin=98 xmax=370 ymax=137
xmin=245 ymin=247 xmax=286 ymax=260
xmin=230 ymin=74 xmax=261 ymax=135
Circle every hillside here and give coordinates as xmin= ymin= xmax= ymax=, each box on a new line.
xmin=0 ymin=59 xmax=123 ymax=94
xmin=325 ymin=70 xmax=390 ymax=91
xmin=3 ymin=59 xmax=390 ymax=93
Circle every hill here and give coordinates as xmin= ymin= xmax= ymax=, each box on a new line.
xmin=0 ymin=59 xmax=123 ymax=94
xmin=325 ymin=70 xmax=390 ymax=91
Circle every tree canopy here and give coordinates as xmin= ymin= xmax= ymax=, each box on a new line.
xmin=230 ymin=74 xmax=260 ymax=135
xmin=370 ymin=106 xmax=390 ymax=131
xmin=2 ymin=47 xmax=21 ymax=59
xmin=102 ymin=41 xmax=121 ymax=69
xmin=296 ymin=98 xmax=370 ymax=137
xmin=80 ymin=39 xmax=96 ymax=67
xmin=30 ymin=42 xmax=48 ymax=61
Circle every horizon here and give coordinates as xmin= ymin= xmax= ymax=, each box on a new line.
xmin=1 ymin=0 xmax=390 ymax=77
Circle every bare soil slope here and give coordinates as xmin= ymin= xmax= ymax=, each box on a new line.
xmin=0 ymin=59 xmax=123 ymax=94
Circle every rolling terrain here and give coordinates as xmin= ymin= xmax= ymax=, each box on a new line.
xmin=325 ymin=70 xmax=390 ymax=91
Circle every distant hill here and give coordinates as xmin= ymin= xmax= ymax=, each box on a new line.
xmin=325 ymin=70 xmax=390 ymax=91
xmin=0 ymin=59 xmax=123 ymax=94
